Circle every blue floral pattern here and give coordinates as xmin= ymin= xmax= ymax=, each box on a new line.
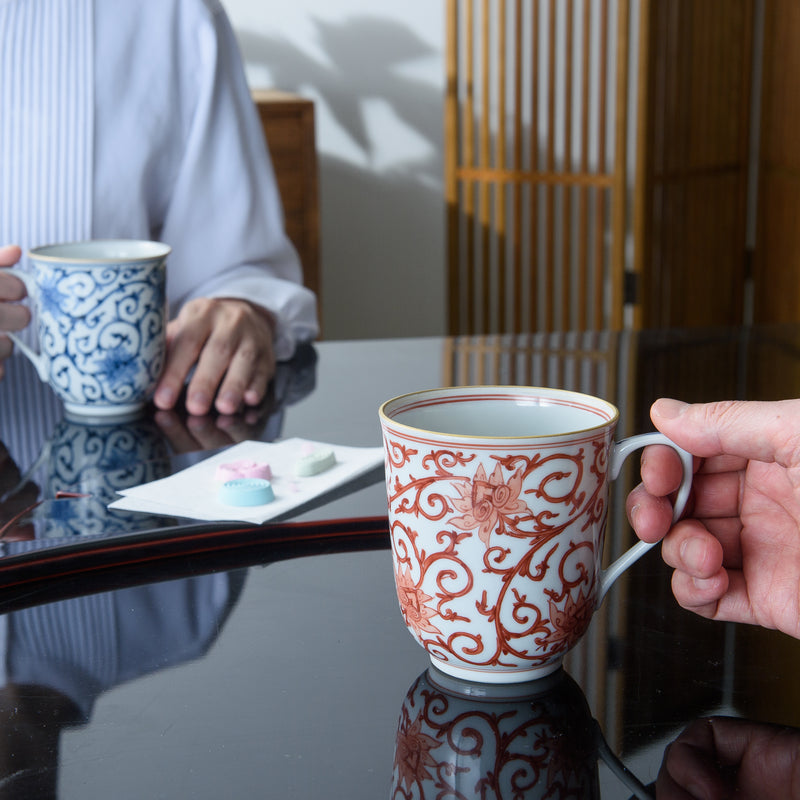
xmin=95 ymin=345 xmax=142 ymax=388
xmin=38 ymin=273 xmax=70 ymax=318
xmin=31 ymin=257 xmax=167 ymax=411
xmin=35 ymin=417 xmax=171 ymax=537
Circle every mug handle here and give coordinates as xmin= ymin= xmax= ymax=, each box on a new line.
xmin=597 ymin=432 xmax=693 ymax=604
xmin=593 ymin=720 xmax=654 ymax=799
xmin=0 ymin=268 xmax=49 ymax=382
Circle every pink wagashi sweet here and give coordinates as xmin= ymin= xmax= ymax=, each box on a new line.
xmin=214 ymin=460 xmax=273 ymax=482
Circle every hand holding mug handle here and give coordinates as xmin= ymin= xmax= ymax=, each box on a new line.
xmin=0 ymin=268 xmax=49 ymax=382
xmin=598 ymin=432 xmax=692 ymax=604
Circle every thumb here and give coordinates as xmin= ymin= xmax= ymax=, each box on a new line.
xmin=651 ymin=398 xmax=800 ymax=467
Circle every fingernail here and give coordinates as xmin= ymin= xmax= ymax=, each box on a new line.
xmin=218 ymin=392 xmax=239 ymax=413
xmin=680 ymin=537 xmax=704 ymax=567
xmin=188 ymin=392 xmax=210 ymax=414
xmin=653 ymin=398 xmax=688 ymax=420
xmin=154 ymin=387 xmax=175 ymax=409
xmin=680 ymin=538 xmax=691 ymax=561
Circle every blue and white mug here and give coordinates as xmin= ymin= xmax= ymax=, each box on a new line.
xmin=4 ymin=240 xmax=169 ymax=419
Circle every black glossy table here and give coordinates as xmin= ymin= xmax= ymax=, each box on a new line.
xmin=1 ymin=326 xmax=800 ymax=798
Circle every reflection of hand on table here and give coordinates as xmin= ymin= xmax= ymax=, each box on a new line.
xmin=656 ymin=715 xmax=800 ymax=799
xmin=153 ymin=408 xmax=269 ymax=453
xmin=153 ymin=341 xmax=318 ymax=454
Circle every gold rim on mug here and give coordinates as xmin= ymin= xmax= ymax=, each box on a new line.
xmin=379 ymin=385 xmax=620 ymax=440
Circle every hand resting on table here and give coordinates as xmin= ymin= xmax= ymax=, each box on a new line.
xmin=153 ymin=297 xmax=277 ymax=418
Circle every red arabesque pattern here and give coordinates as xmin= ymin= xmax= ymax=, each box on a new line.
xmin=385 ymin=430 xmax=612 ymax=676
xmin=391 ymin=670 xmax=598 ymax=798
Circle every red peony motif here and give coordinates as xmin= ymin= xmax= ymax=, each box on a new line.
xmin=539 ymin=589 xmax=594 ymax=653
xmin=395 ymin=565 xmax=442 ymax=637
xmin=394 ymin=713 xmax=441 ymax=791
xmin=448 ymin=463 xmax=528 ymax=546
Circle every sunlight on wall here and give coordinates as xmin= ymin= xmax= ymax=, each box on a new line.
xmin=221 ymin=1 xmax=448 ymax=341
xmin=223 ymin=1 xmax=444 ymax=174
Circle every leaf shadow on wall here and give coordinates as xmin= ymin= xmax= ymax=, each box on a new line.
xmin=236 ymin=15 xmax=447 ymax=340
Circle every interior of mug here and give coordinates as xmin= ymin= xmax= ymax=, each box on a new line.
xmin=29 ymin=240 xmax=170 ymax=263
xmin=383 ymin=388 xmax=617 ymax=438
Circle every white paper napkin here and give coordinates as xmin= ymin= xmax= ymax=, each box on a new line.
xmin=108 ymin=438 xmax=385 ymax=524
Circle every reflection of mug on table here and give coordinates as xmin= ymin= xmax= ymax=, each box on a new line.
xmin=392 ymin=667 xmax=650 ymax=799
xmin=2 ymin=240 xmax=169 ymax=419
xmin=35 ymin=416 xmax=171 ymax=537
xmin=380 ymin=386 xmax=692 ymax=684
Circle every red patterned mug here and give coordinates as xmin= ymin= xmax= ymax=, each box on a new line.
xmin=379 ymin=386 xmax=692 ymax=684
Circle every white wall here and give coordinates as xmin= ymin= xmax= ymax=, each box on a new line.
xmin=221 ymin=0 xmax=448 ymax=341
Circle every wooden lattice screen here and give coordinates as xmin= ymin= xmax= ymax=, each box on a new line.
xmin=445 ymin=0 xmax=635 ymax=336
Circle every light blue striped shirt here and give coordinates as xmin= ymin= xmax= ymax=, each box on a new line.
xmin=0 ymin=0 xmax=318 ymax=358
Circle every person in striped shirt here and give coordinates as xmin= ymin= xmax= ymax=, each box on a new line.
xmin=0 ymin=0 xmax=318 ymax=417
